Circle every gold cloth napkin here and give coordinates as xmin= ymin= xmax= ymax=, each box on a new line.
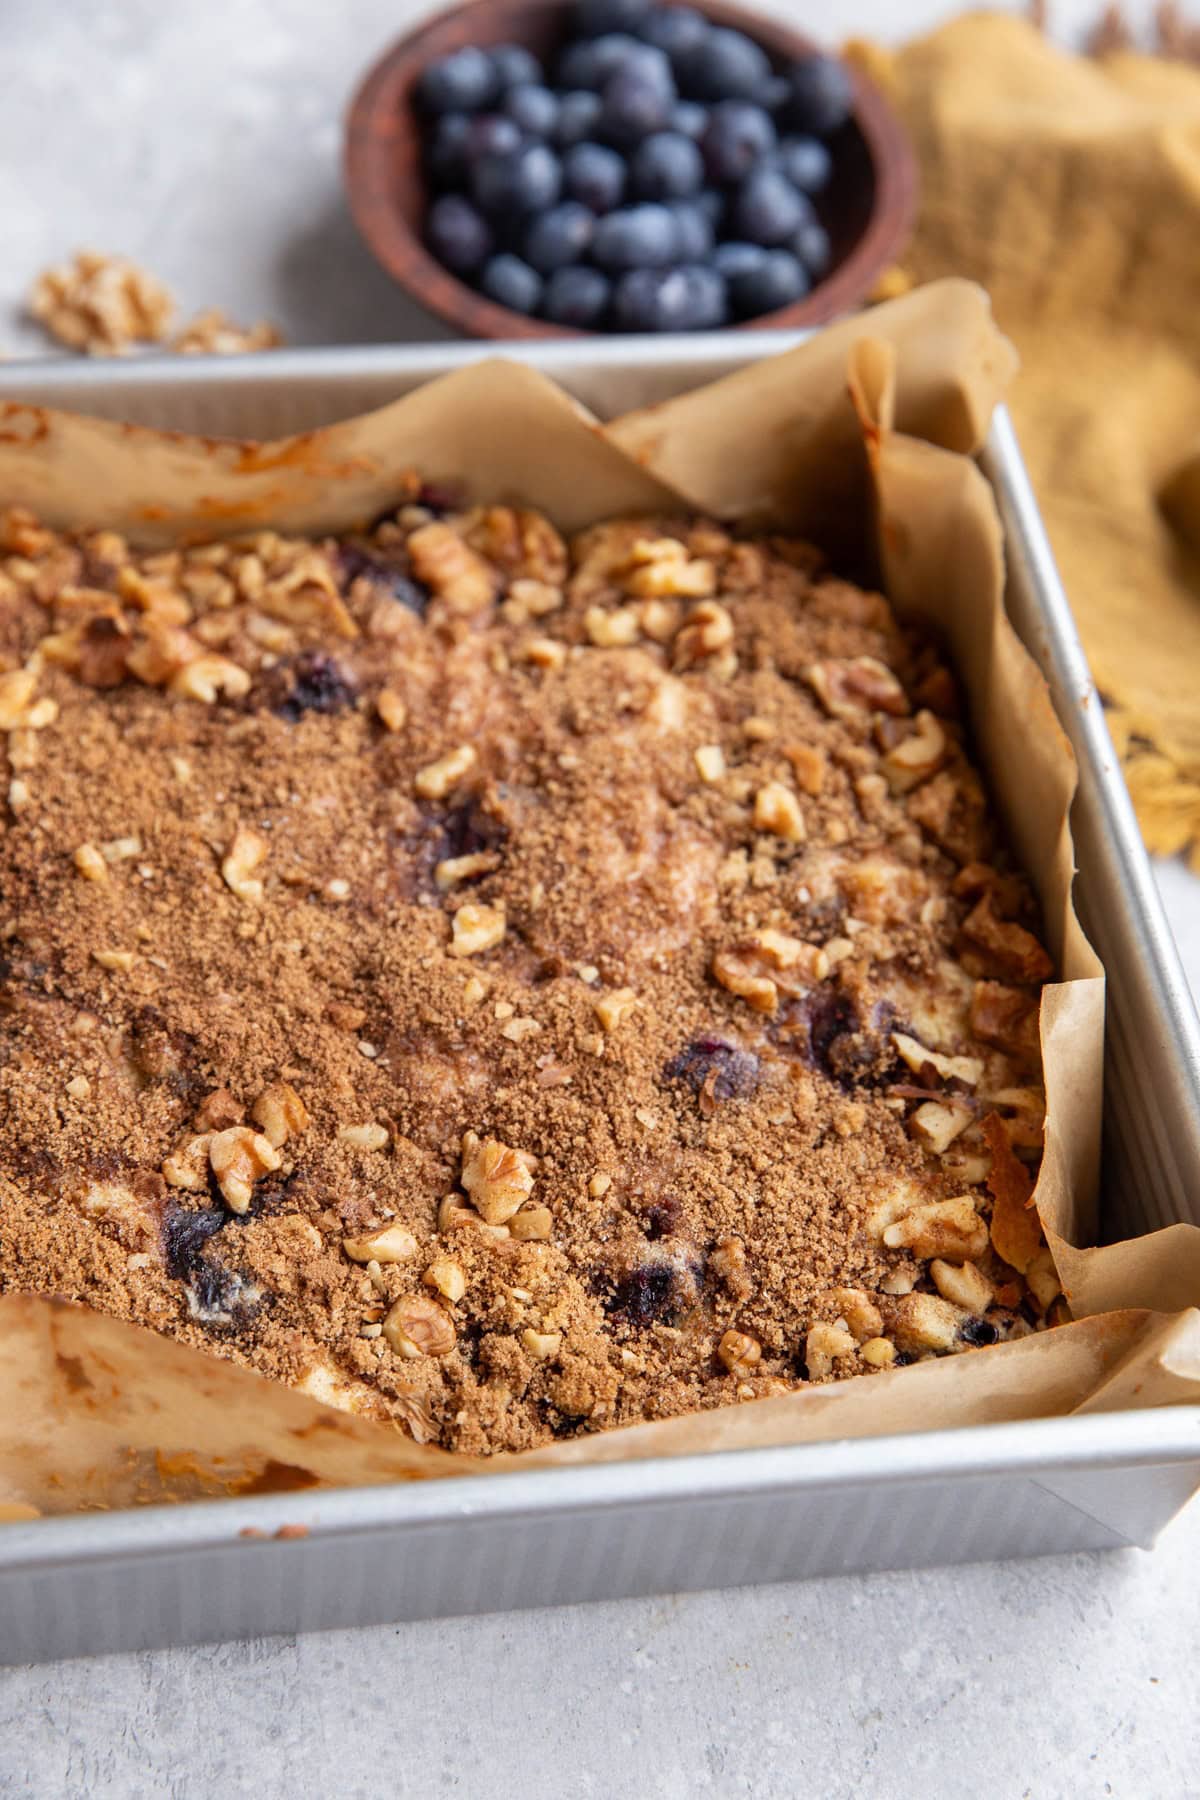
xmin=855 ymin=15 xmax=1200 ymax=867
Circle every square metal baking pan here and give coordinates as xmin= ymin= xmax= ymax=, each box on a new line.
xmin=1 ymin=337 xmax=1198 ymax=1665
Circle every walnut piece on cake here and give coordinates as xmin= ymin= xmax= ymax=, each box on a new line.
xmin=0 ymin=493 xmax=1060 ymax=1455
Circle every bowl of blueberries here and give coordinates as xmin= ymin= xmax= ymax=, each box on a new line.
xmin=345 ymin=0 xmax=916 ymax=337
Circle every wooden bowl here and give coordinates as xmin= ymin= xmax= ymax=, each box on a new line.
xmin=344 ymin=0 xmax=917 ymax=339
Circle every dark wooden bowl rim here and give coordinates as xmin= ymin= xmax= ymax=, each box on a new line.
xmin=344 ymin=0 xmax=918 ymax=340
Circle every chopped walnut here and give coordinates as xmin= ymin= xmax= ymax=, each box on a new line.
xmin=73 ymin=842 xmax=109 ymax=883
xmin=804 ymin=656 xmax=909 ymax=720
xmin=930 ymin=1258 xmax=994 ymax=1312
xmin=710 ymin=1235 xmax=751 ymax=1298
xmin=249 ymin=1082 xmax=309 ymax=1151
xmin=28 ymin=250 xmax=175 ymax=355
xmin=510 ymin=1202 xmax=553 ymax=1241
xmin=450 ymin=903 xmax=506 ymax=957
xmin=161 ymin=1133 xmax=213 ymax=1192
xmin=221 ymin=827 xmax=267 ymax=903
xmin=909 ymin=1098 xmax=973 ymax=1155
xmin=805 ymin=1321 xmax=857 ymax=1379
xmin=337 ymin=1121 xmax=389 ymax=1151
xmin=594 ymin=987 xmax=639 ymax=1033
xmin=461 ymin=1134 xmax=536 ymax=1224
xmin=384 ymin=1293 xmax=456 ymax=1358
xmin=753 ymin=781 xmax=806 ymax=841
xmin=958 ymin=894 xmax=1053 ymax=985
xmin=822 ymin=1287 xmax=883 ymax=1343
xmin=376 ymin=688 xmax=407 ymax=732
xmin=0 ymin=670 xmax=38 ymax=730
xmin=889 ymin=1292 xmax=967 ymax=1353
xmin=172 ymin=308 xmax=283 ymax=355
xmin=521 ymin=1328 xmax=562 ymax=1361
xmin=882 ymin=710 xmax=947 ymax=793
xmin=343 ymin=1223 xmax=418 ymax=1264
xmin=170 ymin=655 xmax=251 ymax=704
xmin=407 ymin=522 xmax=495 ymax=614
xmin=891 ymin=1031 xmax=983 ymax=1089
xmin=414 ymin=744 xmax=477 ymax=800
xmin=880 ymin=1195 xmax=989 ymax=1262
xmin=711 ymin=948 xmax=779 ymax=1014
xmin=694 ymin=744 xmax=726 ymax=784
xmin=623 ymin=538 xmax=715 ymax=599
xmin=424 ymin=1257 xmax=467 ymax=1302
xmin=435 ymin=851 xmax=499 ymax=890
xmin=674 ymin=598 xmax=734 ymax=666
xmin=208 ymin=1125 xmax=281 ymax=1215
xmin=717 ymin=1328 xmax=762 ymax=1377
xmin=584 ymin=603 xmax=641 ymax=647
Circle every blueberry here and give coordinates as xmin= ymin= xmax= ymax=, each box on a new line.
xmin=773 ymin=135 xmax=833 ymax=194
xmin=337 ymin=547 xmax=428 ymax=614
xmin=524 ymin=201 xmax=595 ymax=273
xmin=276 ymin=652 xmax=359 ymax=720
xmin=678 ymin=27 xmax=771 ymax=102
xmin=664 ymin=1035 xmax=760 ymax=1099
xmin=425 ymin=194 xmax=493 ymax=274
xmin=792 ymin=219 xmax=832 ymax=279
xmin=162 ymin=1202 xmax=226 ymax=1279
xmin=481 ymin=253 xmax=543 ymax=313
xmin=555 ymin=89 xmax=603 ymax=146
xmin=503 ymin=83 xmax=560 ymax=138
xmin=603 ymin=1252 xmax=703 ymax=1326
xmin=668 ymin=199 xmax=713 ymax=260
xmin=700 ymin=99 xmax=776 ymax=184
xmin=471 ymin=142 xmax=562 ymax=216
xmin=712 ymin=239 xmax=767 ymax=281
xmin=543 ymin=264 xmax=611 ymax=327
xmin=605 ymin=1261 xmax=675 ymax=1326
xmin=613 ymin=265 xmax=693 ymax=331
xmin=488 ymin=43 xmax=543 ymax=90
xmin=761 ymin=74 xmax=793 ymax=112
xmin=639 ymin=5 xmax=709 ymax=61
xmin=678 ymin=263 xmax=728 ymax=329
xmin=629 ymin=129 xmax=703 ymax=199
xmin=731 ymin=167 xmax=811 ymax=245
xmin=574 ymin=0 xmax=651 ymax=33
xmin=959 ymin=1317 xmax=999 ymax=1347
xmin=557 ymin=32 xmax=639 ymax=90
xmin=600 ymin=60 xmax=676 ymax=145
xmin=425 ymin=112 xmax=471 ymax=188
xmin=463 ymin=113 xmax=523 ymax=163
xmin=786 ymin=53 xmax=854 ymax=136
xmin=671 ymin=99 xmax=708 ymax=140
xmin=728 ymin=247 xmax=808 ymax=318
xmin=416 ymin=46 xmax=498 ymax=115
xmin=592 ymin=203 xmax=680 ymax=270
xmin=563 ymin=140 xmax=626 ymax=212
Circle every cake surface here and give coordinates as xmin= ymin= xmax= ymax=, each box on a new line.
xmin=0 ymin=495 xmax=1061 ymax=1453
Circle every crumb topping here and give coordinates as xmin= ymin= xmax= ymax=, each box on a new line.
xmin=0 ymin=495 xmax=1060 ymax=1452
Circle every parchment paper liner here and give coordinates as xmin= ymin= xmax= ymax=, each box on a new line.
xmin=2 ymin=279 xmax=1198 ymax=1517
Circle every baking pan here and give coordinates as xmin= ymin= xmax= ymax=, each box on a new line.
xmin=1 ymin=337 xmax=1198 ymax=1665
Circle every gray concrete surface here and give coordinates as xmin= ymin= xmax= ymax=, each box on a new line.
xmin=1 ymin=2 xmax=1198 ymax=1796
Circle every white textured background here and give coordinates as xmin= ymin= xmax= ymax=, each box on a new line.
xmin=1 ymin=3 xmax=1198 ymax=1796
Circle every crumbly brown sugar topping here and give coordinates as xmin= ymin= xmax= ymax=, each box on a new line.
xmin=0 ymin=494 xmax=1061 ymax=1453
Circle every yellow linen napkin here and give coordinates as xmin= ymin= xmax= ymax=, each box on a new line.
xmin=856 ymin=15 xmax=1200 ymax=867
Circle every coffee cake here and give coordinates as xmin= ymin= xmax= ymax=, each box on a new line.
xmin=0 ymin=494 xmax=1062 ymax=1453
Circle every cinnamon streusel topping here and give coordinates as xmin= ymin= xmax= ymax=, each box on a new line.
xmin=0 ymin=495 xmax=1060 ymax=1452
